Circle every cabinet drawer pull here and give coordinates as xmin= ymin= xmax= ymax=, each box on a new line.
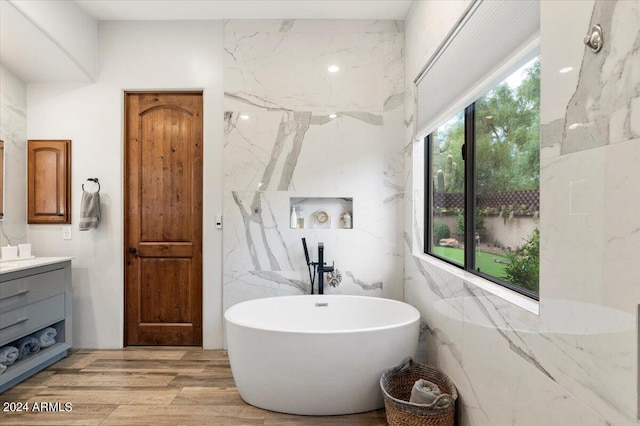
xmin=0 ymin=317 xmax=28 ymax=330
xmin=0 ymin=290 xmax=30 ymax=301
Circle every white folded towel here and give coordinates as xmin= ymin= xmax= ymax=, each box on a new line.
xmin=33 ymin=327 xmax=57 ymax=348
xmin=409 ymin=379 xmax=454 ymax=409
xmin=0 ymin=346 xmax=19 ymax=366
xmin=410 ymin=379 xmax=441 ymax=404
xmin=0 ymin=363 xmax=6 ymax=374
xmin=79 ymin=190 xmax=100 ymax=231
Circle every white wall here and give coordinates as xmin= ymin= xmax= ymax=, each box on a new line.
xmin=26 ymin=21 xmax=224 ymax=349
xmin=9 ymin=0 xmax=97 ymax=80
xmin=0 ymin=65 xmax=27 ymax=246
xmin=404 ymin=0 xmax=638 ymax=424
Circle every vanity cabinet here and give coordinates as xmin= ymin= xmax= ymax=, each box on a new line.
xmin=28 ymin=139 xmax=71 ymax=224
xmin=0 ymin=259 xmax=72 ymax=392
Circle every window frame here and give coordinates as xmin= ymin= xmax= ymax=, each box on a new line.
xmin=424 ymin=101 xmax=539 ymax=301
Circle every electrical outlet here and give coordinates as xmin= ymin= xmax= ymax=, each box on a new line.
xmin=62 ymin=226 xmax=72 ymax=240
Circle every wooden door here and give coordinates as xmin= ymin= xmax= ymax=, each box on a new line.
xmin=124 ymin=92 xmax=203 ymax=346
xmin=27 ymin=140 xmax=71 ymax=224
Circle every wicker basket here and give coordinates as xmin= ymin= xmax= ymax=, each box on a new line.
xmin=380 ymin=358 xmax=458 ymax=426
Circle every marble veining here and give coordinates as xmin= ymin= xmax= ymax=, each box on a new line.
xmin=561 ymin=1 xmax=640 ymax=155
xmin=0 ymin=68 xmax=28 ymax=246
xmin=223 ymin=20 xmax=405 ymax=311
xmin=405 ymin=0 xmax=637 ymax=424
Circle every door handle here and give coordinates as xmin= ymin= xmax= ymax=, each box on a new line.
xmin=129 ymin=247 xmax=138 ymax=257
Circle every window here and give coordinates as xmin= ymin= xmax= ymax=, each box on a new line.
xmin=425 ymin=57 xmax=540 ymax=299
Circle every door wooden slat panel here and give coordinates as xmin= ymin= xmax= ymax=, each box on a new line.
xmin=125 ymin=92 xmax=203 ymax=346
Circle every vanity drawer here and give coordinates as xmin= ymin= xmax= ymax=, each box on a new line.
xmin=0 ymin=293 xmax=65 ymax=345
xmin=0 ymin=268 xmax=66 ymax=312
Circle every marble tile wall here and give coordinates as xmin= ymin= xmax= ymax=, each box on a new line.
xmin=0 ymin=65 xmax=27 ymax=247
xmin=404 ymin=0 xmax=638 ymax=424
xmin=222 ymin=20 xmax=405 ymax=311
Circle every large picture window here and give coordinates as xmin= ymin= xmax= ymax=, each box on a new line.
xmin=425 ymin=57 xmax=540 ymax=299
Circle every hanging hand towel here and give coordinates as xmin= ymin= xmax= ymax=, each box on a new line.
xmin=79 ymin=190 xmax=100 ymax=231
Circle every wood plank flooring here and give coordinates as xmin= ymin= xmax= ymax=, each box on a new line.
xmin=0 ymin=348 xmax=388 ymax=425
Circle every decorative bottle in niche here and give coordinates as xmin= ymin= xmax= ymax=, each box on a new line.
xmin=296 ymin=206 xmax=304 ymax=228
xmin=290 ymin=206 xmax=297 ymax=228
xmin=342 ymin=212 xmax=352 ymax=229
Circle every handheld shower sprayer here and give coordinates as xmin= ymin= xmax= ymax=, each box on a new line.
xmin=301 ymin=238 xmax=316 ymax=294
xmin=302 ymin=237 xmax=310 ymax=265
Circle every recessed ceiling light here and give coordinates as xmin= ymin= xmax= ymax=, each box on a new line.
xmin=329 ymin=113 xmax=337 ymax=119
xmin=559 ymin=67 xmax=573 ymax=74
xmin=239 ymin=113 xmax=249 ymax=120
xmin=328 ymin=65 xmax=340 ymax=73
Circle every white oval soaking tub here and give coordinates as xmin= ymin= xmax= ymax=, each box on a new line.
xmin=224 ymin=295 xmax=420 ymax=415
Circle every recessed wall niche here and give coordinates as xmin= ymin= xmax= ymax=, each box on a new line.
xmin=289 ymin=197 xmax=353 ymax=229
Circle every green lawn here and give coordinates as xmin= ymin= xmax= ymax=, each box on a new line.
xmin=432 ymin=246 xmax=509 ymax=279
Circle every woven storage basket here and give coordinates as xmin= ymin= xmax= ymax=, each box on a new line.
xmin=380 ymin=358 xmax=458 ymax=426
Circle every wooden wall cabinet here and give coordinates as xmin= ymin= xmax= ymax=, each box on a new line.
xmin=28 ymin=140 xmax=71 ymax=224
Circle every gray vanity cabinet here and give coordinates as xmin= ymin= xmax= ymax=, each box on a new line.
xmin=0 ymin=260 xmax=72 ymax=392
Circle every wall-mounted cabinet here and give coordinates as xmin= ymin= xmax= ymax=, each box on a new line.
xmin=27 ymin=140 xmax=71 ymax=224
xmin=290 ymin=197 xmax=353 ymax=229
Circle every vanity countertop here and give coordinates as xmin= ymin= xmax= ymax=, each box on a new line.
xmin=0 ymin=256 xmax=74 ymax=275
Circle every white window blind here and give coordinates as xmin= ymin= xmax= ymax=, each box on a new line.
xmin=415 ymin=0 xmax=540 ymax=140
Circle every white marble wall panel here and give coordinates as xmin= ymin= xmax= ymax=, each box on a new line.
xmin=223 ymin=189 xmax=403 ymax=312
xmin=541 ymin=0 xmax=640 ymax=156
xmin=225 ymin=22 xmax=404 ymax=112
xmin=461 ymin=323 xmax=610 ymax=426
xmin=223 ymin=20 xmax=405 ymax=312
xmin=0 ymin=65 xmax=27 ymax=246
xmin=404 ymin=0 xmax=639 ymax=424
xmin=224 ymin=20 xmax=403 ymax=35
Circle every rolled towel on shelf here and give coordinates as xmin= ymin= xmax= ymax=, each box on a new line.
xmin=0 ymin=346 xmax=19 ymax=366
xmin=16 ymin=336 xmax=41 ymax=360
xmin=0 ymin=363 xmax=6 ymax=374
xmin=409 ymin=379 xmax=455 ymax=409
xmin=33 ymin=327 xmax=57 ymax=348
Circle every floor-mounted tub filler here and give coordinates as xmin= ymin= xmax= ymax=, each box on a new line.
xmin=224 ymin=295 xmax=420 ymax=415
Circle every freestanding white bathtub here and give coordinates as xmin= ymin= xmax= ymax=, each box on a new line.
xmin=224 ymin=295 xmax=420 ymax=415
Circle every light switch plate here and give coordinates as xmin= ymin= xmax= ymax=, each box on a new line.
xmin=62 ymin=226 xmax=72 ymax=240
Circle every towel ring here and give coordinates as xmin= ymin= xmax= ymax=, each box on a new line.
xmin=82 ymin=178 xmax=100 ymax=193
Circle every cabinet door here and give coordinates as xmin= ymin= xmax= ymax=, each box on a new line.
xmin=28 ymin=140 xmax=71 ymax=224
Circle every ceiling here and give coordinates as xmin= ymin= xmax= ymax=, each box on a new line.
xmin=0 ymin=0 xmax=411 ymax=83
xmin=75 ymin=1 xmax=413 ymax=21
